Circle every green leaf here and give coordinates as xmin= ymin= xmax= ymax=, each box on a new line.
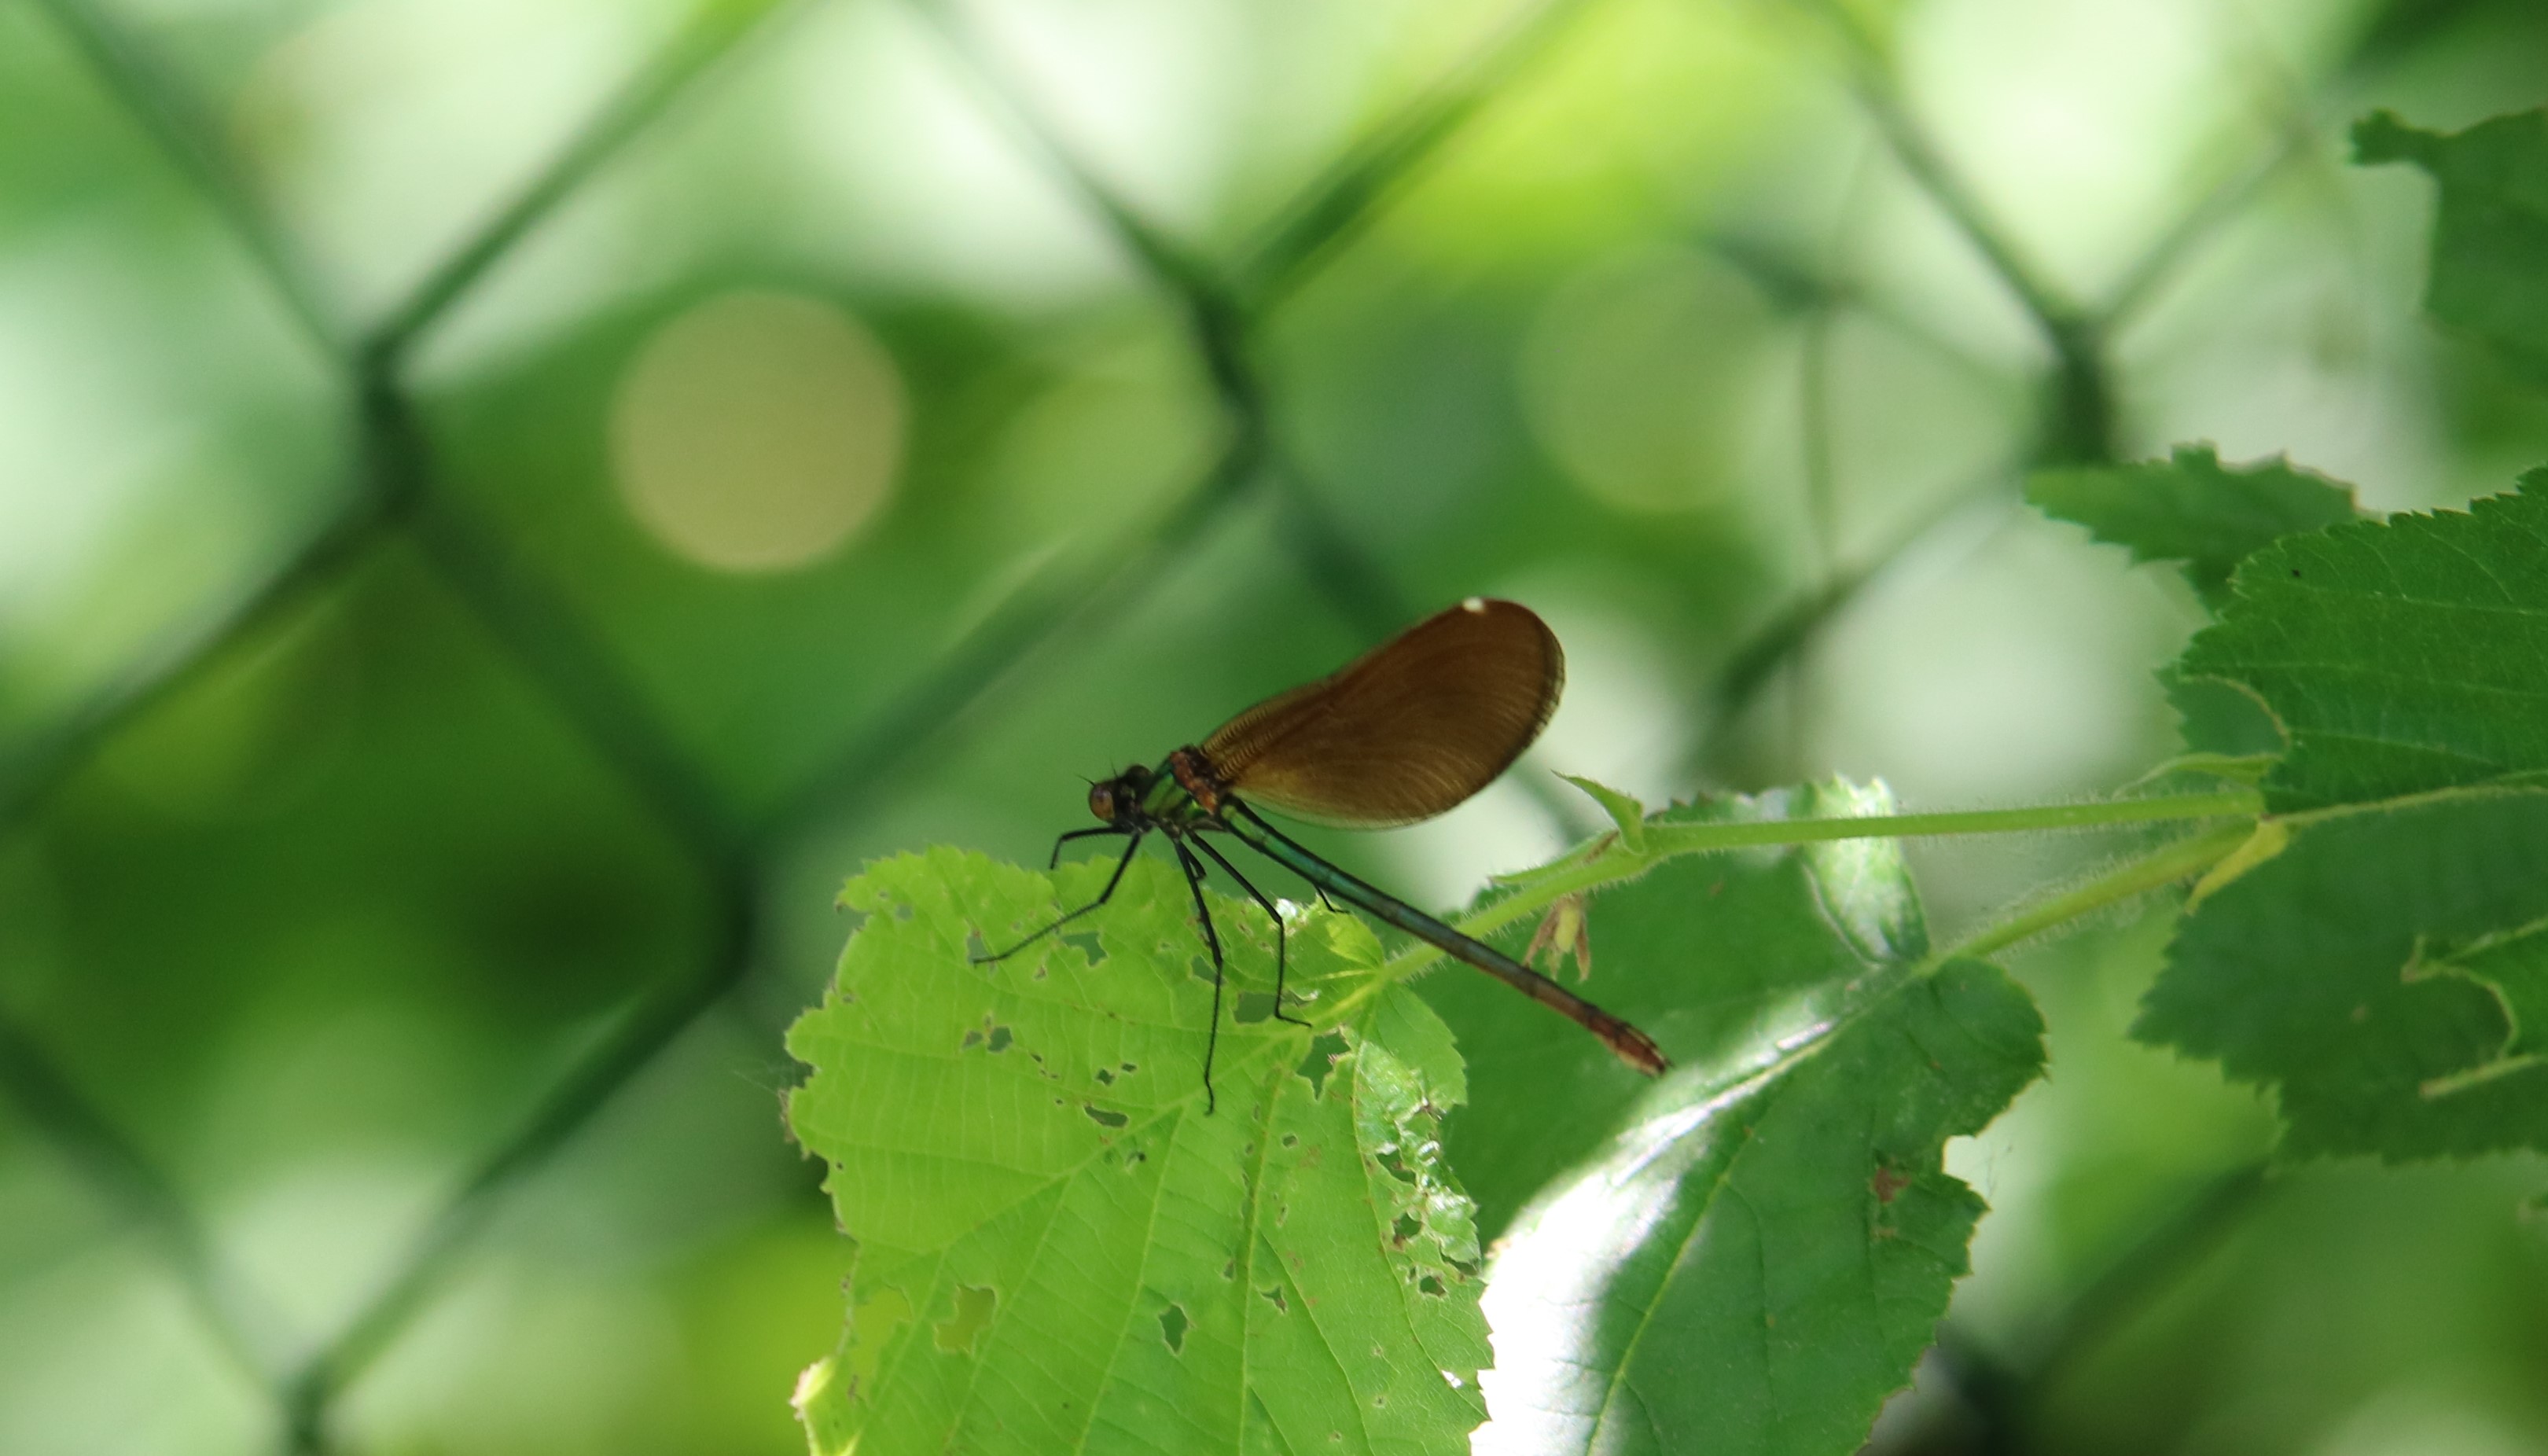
xmin=1434 ymin=780 xmax=1932 ymax=1237
xmin=2438 ymin=917 xmax=2548 ymax=1074
xmin=2137 ymin=788 xmax=2548 ymax=1161
xmin=2356 ymin=108 xmax=2548 ymax=377
xmin=2171 ymin=475 xmax=2548 ymax=813
xmin=2142 ymin=477 xmax=2548 ymax=1161
xmin=2028 ymin=443 xmax=2359 ymax=607
xmin=1559 ymin=774 xmax=1648 ymax=851
xmin=1424 ymin=780 xmax=2043 ymax=1453
xmin=785 ymin=847 xmax=1489 ymax=1455
xmin=2165 ymin=672 xmax=2289 ymax=759
xmin=1476 ymin=958 xmax=2044 ymax=1455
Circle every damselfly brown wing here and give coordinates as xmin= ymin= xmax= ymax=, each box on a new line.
xmin=1200 ymin=597 xmax=1563 ymax=827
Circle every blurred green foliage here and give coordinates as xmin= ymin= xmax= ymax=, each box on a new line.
xmin=4 ymin=0 xmax=2548 ymax=1453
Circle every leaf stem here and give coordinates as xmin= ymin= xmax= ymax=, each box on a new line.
xmin=1645 ymin=789 xmax=2260 ymax=856
xmin=1945 ymin=822 xmax=2255 ymax=963
xmin=1375 ymin=789 xmax=2260 ymax=985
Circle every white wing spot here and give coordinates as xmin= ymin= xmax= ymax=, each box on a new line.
xmin=1462 ymin=596 xmax=1486 ymax=613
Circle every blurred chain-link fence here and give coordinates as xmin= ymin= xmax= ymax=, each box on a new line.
xmin=4 ymin=0 xmax=2543 ymax=1452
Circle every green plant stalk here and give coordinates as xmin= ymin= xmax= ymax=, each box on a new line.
xmin=1410 ymin=790 xmax=2251 ymax=969
xmin=1642 ymin=789 xmax=2259 ymax=854
xmin=1943 ymin=822 xmax=2257 ymax=963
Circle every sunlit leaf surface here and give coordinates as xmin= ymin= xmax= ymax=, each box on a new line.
xmin=1478 ymin=958 xmax=2042 ymax=1456
xmin=786 ymin=848 xmax=1489 ymax=1455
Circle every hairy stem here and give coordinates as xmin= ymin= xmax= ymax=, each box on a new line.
xmin=1946 ymin=822 xmax=2256 ymax=963
xmin=1375 ymin=789 xmax=2260 ymax=987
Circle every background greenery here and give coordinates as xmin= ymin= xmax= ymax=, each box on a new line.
xmin=4 ymin=0 xmax=2547 ymax=1452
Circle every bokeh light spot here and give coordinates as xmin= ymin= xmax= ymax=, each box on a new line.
xmin=609 ymin=290 xmax=905 ymax=573
xmin=1520 ymin=246 xmax=1777 ymax=513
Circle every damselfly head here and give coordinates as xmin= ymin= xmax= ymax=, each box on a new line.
xmin=1087 ymin=765 xmax=1153 ymax=825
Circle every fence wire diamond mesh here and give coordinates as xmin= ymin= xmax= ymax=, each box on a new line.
xmin=0 ymin=0 xmax=2363 ymax=1450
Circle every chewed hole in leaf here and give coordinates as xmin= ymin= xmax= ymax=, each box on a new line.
xmin=985 ymin=1025 xmax=1013 ymax=1053
xmin=932 ymin=1285 xmax=996 ymax=1354
xmin=1094 ymin=1068 xmax=1114 ymax=1085
xmin=1392 ymin=1213 xmax=1421 ymax=1244
xmin=843 ymin=1287 xmax=912 ymax=1388
xmin=1233 ymin=991 xmax=1277 ymax=1024
xmin=1158 ymin=1303 xmax=1189 ymax=1355
xmin=1259 ymin=1285 xmax=1288 ymax=1314
xmin=1084 ymin=1105 xmax=1129 ymax=1129
xmin=1417 ymin=1274 xmax=1446 ymax=1297
xmin=1061 ymin=928 xmax=1101 ymax=958
xmin=960 ymin=1029 xmax=982 ymax=1050
xmin=1295 ymin=1031 xmax=1350 ymax=1099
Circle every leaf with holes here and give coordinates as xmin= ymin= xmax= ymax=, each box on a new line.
xmin=2139 ymin=478 xmax=2548 ymax=1161
xmin=785 ymin=847 xmax=1489 ymax=1456
xmin=2028 ymin=443 xmax=2359 ymax=608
